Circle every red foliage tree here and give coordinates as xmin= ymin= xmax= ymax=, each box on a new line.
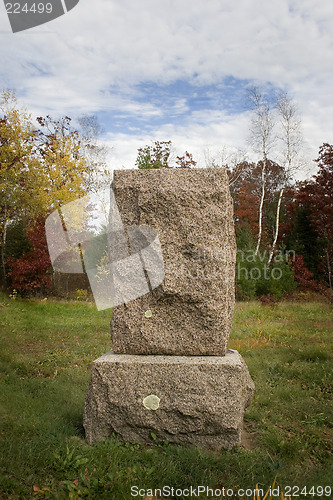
xmin=311 ymin=144 xmax=333 ymax=241
xmin=298 ymin=143 xmax=333 ymax=288
xmin=6 ymin=220 xmax=51 ymax=295
xmin=233 ymin=180 xmax=259 ymax=238
xmin=290 ymin=254 xmax=313 ymax=285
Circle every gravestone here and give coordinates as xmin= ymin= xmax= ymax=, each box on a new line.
xmin=83 ymin=168 xmax=254 ymax=450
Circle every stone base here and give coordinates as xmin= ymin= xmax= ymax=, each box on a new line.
xmin=83 ymin=350 xmax=254 ymax=450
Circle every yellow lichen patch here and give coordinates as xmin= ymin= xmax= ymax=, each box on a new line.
xmin=143 ymin=394 xmax=160 ymax=410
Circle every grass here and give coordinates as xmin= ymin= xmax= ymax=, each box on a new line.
xmin=0 ymin=294 xmax=332 ymax=499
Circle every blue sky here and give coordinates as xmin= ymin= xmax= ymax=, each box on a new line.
xmin=98 ymin=78 xmax=253 ymax=132
xmin=1 ymin=0 xmax=332 ymax=177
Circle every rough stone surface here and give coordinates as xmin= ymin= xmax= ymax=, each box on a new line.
xmin=83 ymin=349 xmax=255 ymax=449
xmin=84 ymin=167 xmax=254 ymax=450
xmin=111 ymin=168 xmax=236 ymax=356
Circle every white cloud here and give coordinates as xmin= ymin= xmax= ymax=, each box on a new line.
xmin=106 ymin=110 xmax=251 ymax=170
xmin=0 ymin=0 xmax=332 ymax=177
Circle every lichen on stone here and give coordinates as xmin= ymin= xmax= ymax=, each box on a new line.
xmin=143 ymin=394 xmax=160 ymax=410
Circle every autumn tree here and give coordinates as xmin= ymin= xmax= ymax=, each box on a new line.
xmin=284 ymin=144 xmax=333 ymax=290
xmin=6 ymin=220 xmax=51 ymax=295
xmin=0 ymin=90 xmax=89 ymax=291
xmin=35 ymin=115 xmax=87 ymax=210
xmin=300 ymin=144 xmax=333 ymax=288
xmin=0 ymin=90 xmax=39 ymax=286
xmin=175 ymin=151 xmax=197 ymax=168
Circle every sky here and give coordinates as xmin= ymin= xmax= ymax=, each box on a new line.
xmin=1 ymin=0 xmax=332 ymax=179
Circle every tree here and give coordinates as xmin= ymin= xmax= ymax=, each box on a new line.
xmin=0 ymin=90 xmax=39 ymax=287
xmin=301 ymin=144 xmax=333 ymax=288
xmin=0 ymin=90 xmax=89 ymax=291
xmin=35 ymin=115 xmax=87 ymax=210
xmin=268 ymin=92 xmax=303 ymax=265
xmin=229 ymin=159 xmax=284 ymax=247
xmin=285 ymin=145 xmax=333 ymax=289
xmin=248 ymin=87 xmax=275 ymax=255
xmin=136 ymin=140 xmax=173 ymax=169
xmin=247 ymin=88 xmax=304 ymax=263
xmin=6 ymin=220 xmax=51 ymax=295
xmin=175 ymin=151 xmax=197 ymax=168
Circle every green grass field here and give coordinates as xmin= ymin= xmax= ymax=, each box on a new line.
xmin=0 ymin=294 xmax=332 ymax=499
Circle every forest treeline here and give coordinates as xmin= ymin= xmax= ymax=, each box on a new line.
xmin=229 ymin=151 xmax=332 ymax=300
xmin=1 ymin=90 xmax=332 ymax=301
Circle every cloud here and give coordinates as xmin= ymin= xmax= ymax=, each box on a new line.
xmin=105 ymin=110 xmax=251 ymax=171
xmin=0 ymin=0 xmax=332 ymax=177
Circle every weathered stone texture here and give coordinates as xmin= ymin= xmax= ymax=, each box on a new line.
xmin=84 ymin=167 xmax=255 ymax=450
xmin=111 ymin=168 xmax=236 ymax=356
xmin=83 ymin=350 xmax=254 ymax=450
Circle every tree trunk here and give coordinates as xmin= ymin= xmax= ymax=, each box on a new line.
xmin=268 ymin=185 xmax=285 ymax=265
xmin=255 ymin=159 xmax=266 ymax=256
xmin=326 ymin=248 xmax=332 ymax=290
xmin=0 ymin=219 xmax=9 ymax=290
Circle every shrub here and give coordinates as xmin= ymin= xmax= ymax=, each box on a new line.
xmin=236 ymin=249 xmax=296 ymax=300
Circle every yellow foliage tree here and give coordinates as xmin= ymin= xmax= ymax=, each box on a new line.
xmin=0 ymin=90 xmax=88 ymax=288
xmin=35 ymin=115 xmax=87 ymax=211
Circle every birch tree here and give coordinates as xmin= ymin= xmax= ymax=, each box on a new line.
xmin=248 ymin=87 xmax=275 ymax=255
xmin=268 ymin=92 xmax=302 ymax=265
